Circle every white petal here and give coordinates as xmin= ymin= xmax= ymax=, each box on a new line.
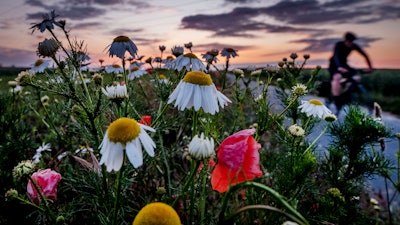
xmin=126 ymin=140 xmax=143 ymax=168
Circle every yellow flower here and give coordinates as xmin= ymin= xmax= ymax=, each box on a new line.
xmin=132 ymin=202 xmax=181 ymax=225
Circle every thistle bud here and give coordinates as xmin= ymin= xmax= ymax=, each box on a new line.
xmin=37 ymin=38 xmax=59 ymax=58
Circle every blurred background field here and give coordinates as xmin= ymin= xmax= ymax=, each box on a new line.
xmin=2 ymin=67 xmax=399 ymax=116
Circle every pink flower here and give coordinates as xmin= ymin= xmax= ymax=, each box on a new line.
xmin=211 ymin=128 xmax=262 ymax=193
xmin=27 ymin=169 xmax=62 ymax=204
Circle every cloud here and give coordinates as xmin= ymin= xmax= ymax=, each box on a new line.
xmin=291 ymin=36 xmax=382 ymax=53
xmin=180 ymin=0 xmax=400 ymax=37
xmin=0 ymin=46 xmax=37 ymax=67
xmin=181 ymin=7 xmax=325 ymax=37
xmin=192 ymin=42 xmax=252 ymax=53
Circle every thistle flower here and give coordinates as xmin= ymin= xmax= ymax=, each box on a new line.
xmin=108 ymin=35 xmax=138 ymax=59
xmin=99 ymin=117 xmax=156 ymax=171
xmin=37 ymin=38 xmax=59 ymax=58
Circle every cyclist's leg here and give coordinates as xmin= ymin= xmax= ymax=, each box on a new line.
xmin=331 ymin=72 xmax=343 ymax=114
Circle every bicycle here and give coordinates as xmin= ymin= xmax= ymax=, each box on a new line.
xmin=317 ymin=69 xmax=373 ymax=115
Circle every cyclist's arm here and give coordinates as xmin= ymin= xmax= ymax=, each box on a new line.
xmin=354 ymin=44 xmax=373 ymax=71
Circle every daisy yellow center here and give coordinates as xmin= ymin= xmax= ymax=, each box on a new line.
xmin=35 ymin=59 xmax=44 ymax=67
xmin=159 ymin=74 xmax=167 ymax=80
xmin=309 ymin=99 xmax=323 ymax=106
xmin=113 ymin=35 xmax=130 ymax=42
xmin=112 ymin=64 xmax=121 ymax=68
xmin=133 ymin=202 xmax=181 ymax=225
xmin=107 ymin=118 xmax=140 ymax=144
xmin=183 ymin=53 xmax=198 ymax=59
xmin=130 ymin=66 xmax=139 ymax=72
xmin=183 ymin=71 xmax=212 ymax=86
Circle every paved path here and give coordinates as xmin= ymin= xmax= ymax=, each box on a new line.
xmin=229 ymin=74 xmax=400 ymax=205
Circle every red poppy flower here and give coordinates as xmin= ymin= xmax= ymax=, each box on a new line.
xmin=139 ymin=115 xmax=152 ymax=126
xmin=211 ymin=128 xmax=262 ymax=193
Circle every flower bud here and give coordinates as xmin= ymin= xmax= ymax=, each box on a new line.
xmin=37 ymin=38 xmax=59 ymax=57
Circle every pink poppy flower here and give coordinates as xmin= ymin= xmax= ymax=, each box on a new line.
xmin=211 ymin=128 xmax=262 ymax=193
xmin=27 ymin=168 xmax=62 ymax=204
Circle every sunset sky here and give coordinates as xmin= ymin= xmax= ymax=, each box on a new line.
xmin=0 ymin=0 xmax=399 ymax=69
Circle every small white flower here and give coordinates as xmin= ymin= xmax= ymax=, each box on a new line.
xmin=127 ymin=66 xmax=147 ymax=79
xmin=298 ymin=99 xmax=332 ymax=118
xmin=188 ymin=133 xmax=215 ymax=160
xmin=102 ymin=82 xmax=128 ymax=99
xmin=30 ymin=59 xmax=50 ymax=73
xmin=105 ymin=64 xmax=124 ymax=74
xmin=288 ymin=124 xmax=305 ymax=137
xmin=291 ymin=83 xmax=308 ymax=96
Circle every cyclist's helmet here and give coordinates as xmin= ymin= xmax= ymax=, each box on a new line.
xmin=344 ymin=32 xmax=357 ymax=42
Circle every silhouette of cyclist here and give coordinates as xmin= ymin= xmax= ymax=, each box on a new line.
xmin=329 ymin=32 xmax=373 ymax=112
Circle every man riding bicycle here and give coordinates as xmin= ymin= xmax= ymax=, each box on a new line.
xmin=329 ymin=32 xmax=373 ymax=113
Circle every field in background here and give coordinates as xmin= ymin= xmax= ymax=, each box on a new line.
xmin=1 ymin=67 xmax=399 ymax=115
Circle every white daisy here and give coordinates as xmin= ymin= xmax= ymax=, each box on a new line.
xmin=102 ymin=82 xmax=128 ymax=100
xmin=221 ymin=48 xmax=238 ymax=59
xmin=127 ymin=66 xmax=147 ymax=79
xmin=108 ymin=35 xmax=138 ymax=59
xmin=168 ymin=53 xmax=206 ymax=72
xmin=167 ymin=71 xmax=231 ymax=114
xmin=188 ymin=133 xmax=215 ymax=160
xmin=30 ymin=59 xmax=50 ymax=73
xmin=105 ymin=64 xmax=124 ymax=74
xmin=298 ymin=99 xmax=332 ymax=118
xmin=99 ymin=117 xmax=156 ymax=171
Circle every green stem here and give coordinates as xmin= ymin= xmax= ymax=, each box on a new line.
xmin=172 ymin=160 xmax=199 ymax=207
xmin=158 ymin=131 xmax=172 ymax=196
xmin=199 ymin=161 xmax=208 ymax=225
xmin=224 ymin=204 xmax=306 ymax=225
xmin=112 ymin=162 xmax=124 ymax=225
xmin=303 ymin=124 xmax=329 ymax=155
xmin=219 ymin=181 xmax=308 ymax=225
xmin=29 ymin=177 xmax=57 ymax=223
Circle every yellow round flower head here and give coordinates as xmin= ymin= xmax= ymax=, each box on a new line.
xmin=99 ymin=117 xmax=156 ymax=171
xmin=133 ymin=202 xmax=181 ymax=225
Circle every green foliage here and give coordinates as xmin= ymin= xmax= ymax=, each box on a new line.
xmin=1 ymin=12 xmax=399 ymax=225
